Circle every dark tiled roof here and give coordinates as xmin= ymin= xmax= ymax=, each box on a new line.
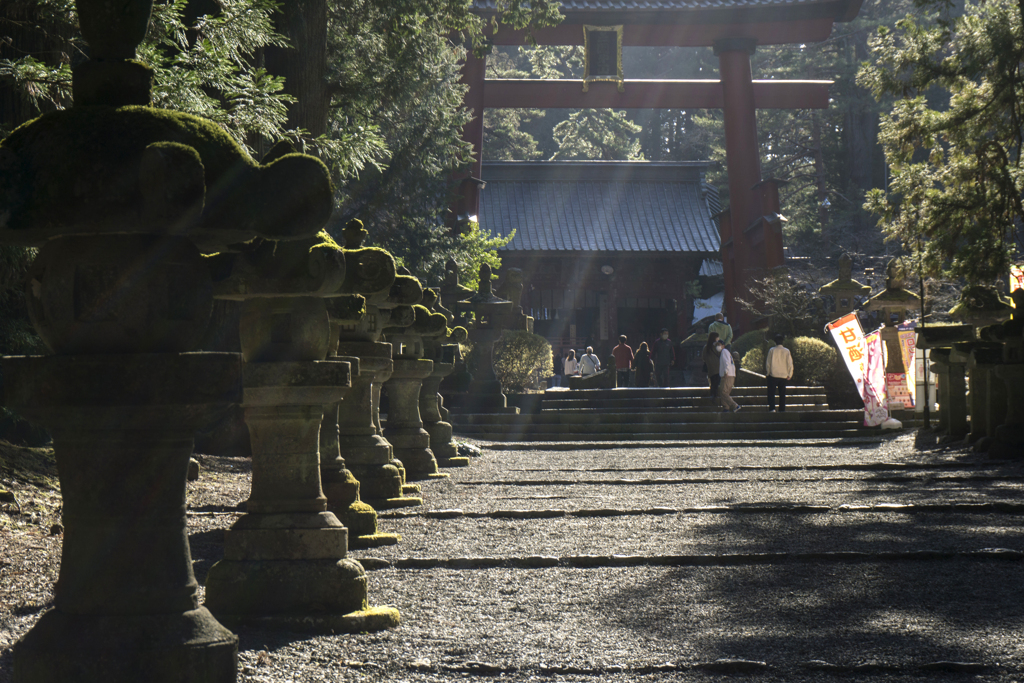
xmin=479 ymin=161 xmax=721 ymax=254
xmin=700 ymin=259 xmax=724 ymax=276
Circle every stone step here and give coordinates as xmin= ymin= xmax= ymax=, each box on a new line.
xmin=453 ymin=420 xmax=865 ymax=435
xmin=455 ymin=428 xmax=873 ymax=441
xmin=542 ymin=386 xmax=828 ymax=401
xmin=451 ymin=410 xmax=865 ymax=426
xmin=540 ymin=398 xmax=828 ymax=411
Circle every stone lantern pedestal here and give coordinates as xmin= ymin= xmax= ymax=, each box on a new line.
xmin=929 ymin=348 xmax=969 ymax=438
xmin=992 ymin=363 xmax=1024 ymax=458
xmin=5 ymin=353 xmax=240 ymax=683
xmin=329 ymin=341 xmax=420 ymax=508
xmin=206 ymin=358 xmax=393 ymax=629
xmin=324 ymin=230 xmax=425 ymax=509
xmin=965 ymin=344 xmax=1008 ymax=444
xmin=919 ymin=325 xmax=975 ymax=438
xmin=422 ymin=355 xmax=467 ymax=467
xmin=204 ymin=236 xmax=398 ymax=632
xmin=384 ymin=356 xmax=445 ymax=480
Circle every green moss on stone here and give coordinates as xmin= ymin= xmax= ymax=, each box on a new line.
xmin=0 ymin=106 xmax=332 ymax=246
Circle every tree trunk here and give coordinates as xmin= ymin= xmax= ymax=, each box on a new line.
xmin=264 ymin=0 xmax=328 ymax=137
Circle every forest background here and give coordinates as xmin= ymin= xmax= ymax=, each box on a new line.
xmin=2 ymin=0 xmax=1023 ymax=358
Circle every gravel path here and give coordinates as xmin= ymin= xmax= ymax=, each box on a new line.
xmin=4 ymin=430 xmax=1024 ymax=682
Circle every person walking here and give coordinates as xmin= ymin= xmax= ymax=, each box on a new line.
xmin=612 ymin=335 xmax=634 ymax=387
xmin=579 ymin=346 xmax=601 ymax=377
xmin=651 ymin=328 xmax=675 ymax=388
xmin=701 ymin=332 xmax=722 ymax=399
xmin=717 ymin=340 xmax=740 ymax=412
xmin=563 ymin=349 xmax=579 ymax=380
xmin=765 ymin=333 xmax=794 ymax=412
xmin=633 ymin=342 xmax=654 ymax=387
xmin=709 ymin=313 xmax=734 ymax=350
xmin=552 ymin=349 xmax=565 ymax=387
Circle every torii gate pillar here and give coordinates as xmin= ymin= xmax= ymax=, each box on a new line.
xmin=715 ymin=38 xmax=782 ymax=331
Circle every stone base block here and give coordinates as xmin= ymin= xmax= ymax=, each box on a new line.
xmin=224 ymin=512 xmax=348 ymax=560
xmin=349 ymin=462 xmax=405 ymax=502
xmin=321 ymin=467 xmax=362 ymax=512
xmin=349 ymin=532 xmax=402 ymax=550
xmin=402 ymin=483 xmax=422 ymax=494
xmin=335 ymin=435 xmax=393 ymax=466
xmin=216 ymin=605 xmax=400 ymax=634
xmin=395 ymin=446 xmax=442 ymax=479
xmin=14 ymin=607 xmax=236 ymax=683
xmin=205 ymin=557 xmax=367 ymax=623
xmin=337 ymin=500 xmax=379 ymax=539
xmin=438 ymin=455 xmax=470 ymax=468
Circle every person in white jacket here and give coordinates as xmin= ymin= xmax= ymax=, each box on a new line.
xmin=765 ymin=333 xmax=794 ymax=412
xmin=717 ymin=341 xmax=740 ymax=412
xmin=579 ymin=346 xmax=601 ymax=376
xmin=563 ymin=349 xmax=579 ymax=378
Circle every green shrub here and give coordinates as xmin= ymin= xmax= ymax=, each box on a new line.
xmin=493 ymin=330 xmax=553 ymax=393
xmin=742 ymin=336 xmax=838 ymax=386
xmin=731 ymin=330 xmax=769 ymax=360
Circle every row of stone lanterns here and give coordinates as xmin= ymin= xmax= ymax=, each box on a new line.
xmin=921 ymin=286 xmax=1022 ymax=456
xmin=0 ymin=0 xmax=488 ymax=677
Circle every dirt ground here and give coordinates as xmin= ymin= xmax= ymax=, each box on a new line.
xmin=3 ymin=430 xmax=1024 ymax=682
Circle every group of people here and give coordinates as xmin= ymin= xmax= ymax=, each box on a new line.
xmin=609 ymin=331 xmax=675 ymax=388
xmin=700 ymin=313 xmax=793 ymax=413
xmin=551 ymin=329 xmax=678 ymax=388
xmin=551 ymin=346 xmax=602 ymax=386
xmin=551 ymin=312 xmax=795 ymax=414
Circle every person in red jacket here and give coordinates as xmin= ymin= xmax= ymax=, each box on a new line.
xmin=612 ymin=335 xmax=634 ymax=387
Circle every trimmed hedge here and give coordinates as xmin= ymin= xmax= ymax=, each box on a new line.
xmin=493 ymin=330 xmax=554 ymax=393
xmin=741 ymin=336 xmax=837 ymax=386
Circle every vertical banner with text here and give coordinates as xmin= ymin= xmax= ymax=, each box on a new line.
xmin=864 ymin=329 xmax=890 ymax=426
xmin=827 ymin=313 xmax=889 ymax=427
xmin=897 ymin=321 xmax=917 ymax=407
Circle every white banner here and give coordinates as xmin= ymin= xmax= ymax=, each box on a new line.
xmin=827 ymin=313 xmax=889 ymax=426
xmin=864 ymin=328 xmax=890 ymax=426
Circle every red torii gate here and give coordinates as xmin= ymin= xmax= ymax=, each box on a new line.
xmin=457 ymin=0 xmax=863 ymax=332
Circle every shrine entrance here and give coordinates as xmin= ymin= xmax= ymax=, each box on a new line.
xmin=457 ymin=0 xmax=864 ymax=333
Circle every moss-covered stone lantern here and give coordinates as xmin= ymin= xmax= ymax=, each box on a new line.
xmin=420 ymin=289 xmax=470 ymax=468
xmin=382 ymin=279 xmax=451 ymax=480
xmin=201 ymin=227 xmax=399 ymax=633
xmin=0 ymin=0 xmax=351 ymax=676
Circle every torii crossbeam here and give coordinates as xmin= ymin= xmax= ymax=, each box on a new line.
xmin=460 ymin=0 xmax=865 ymax=332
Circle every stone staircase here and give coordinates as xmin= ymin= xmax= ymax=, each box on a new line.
xmin=451 ymin=386 xmax=918 ymax=442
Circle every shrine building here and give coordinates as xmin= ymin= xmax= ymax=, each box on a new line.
xmin=459 ymin=0 xmax=866 ymax=335
xmin=479 ymin=160 xmax=720 ymax=354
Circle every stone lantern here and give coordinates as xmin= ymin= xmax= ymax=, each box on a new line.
xmin=420 ymin=289 xmax=470 ymax=468
xmin=948 ymin=285 xmax=1014 ymax=444
xmin=819 ymin=254 xmax=871 ymax=317
xmin=202 ymin=232 xmax=399 ymax=633
xmin=461 ymin=264 xmax=516 ymax=413
xmin=319 ymin=222 xmax=417 ymax=533
xmin=440 ymin=258 xmax=475 ymax=328
xmin=382 ymin=286 xmax=451 ymax=480
xmin=862 ymin=259 xmax=920 ymax=413
xmin=0 ymin=0 xmax=340 ymax=675
xmin=980 ymin=288 xmax=1024 ymax=457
